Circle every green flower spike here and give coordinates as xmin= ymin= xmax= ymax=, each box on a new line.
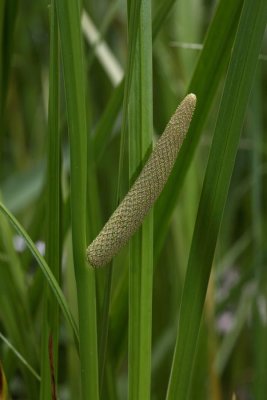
xmin=87 ymin=93 xmax=197 ymax=267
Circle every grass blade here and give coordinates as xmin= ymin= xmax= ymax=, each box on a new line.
xmin=128 ymin=0 xmax=153 ymax=399
xmin=154 ymin=0 xmax=243 ymax=258
xmin=40 ymin=2 xmax=61 ymax=399
xmin=0 ymin=201 xmax=79 ymax=346
xmin=0 ymin=332 xmax=40 ymax=382
xmin=55 ymin=1 xmax=99 ymax=398
xmin=116 ymin=0 xmax=142 ymax=198
xmin=0 ymin=210 xmax=39 ymax=397
xmin=92 ymin=0 xmax=179 ymax=166
xmin=166 ymin=0 xmax=267 ymax=398
xmin=103 ymin=0 xmax=244 ymax=369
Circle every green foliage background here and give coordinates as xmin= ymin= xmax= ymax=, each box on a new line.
xmin=0 ymin=0 xmax=266 ymax=399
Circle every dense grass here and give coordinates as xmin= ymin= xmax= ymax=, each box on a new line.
xmin=0 ymin=0 xmax=266 ymax=399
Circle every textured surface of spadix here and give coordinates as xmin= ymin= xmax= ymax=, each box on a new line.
xmin=87 ymin=94 xmax=196 ymax=267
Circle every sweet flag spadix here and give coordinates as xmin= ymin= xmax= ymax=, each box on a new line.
xmin=87 ymin=93 xmax=197 ymax=267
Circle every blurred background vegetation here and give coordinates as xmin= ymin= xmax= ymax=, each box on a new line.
xmin=0 ymin=0 xmax=266 ymax=399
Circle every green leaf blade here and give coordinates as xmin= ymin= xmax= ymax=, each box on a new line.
xmin=166 ymin=0 xmax=267 ymax=398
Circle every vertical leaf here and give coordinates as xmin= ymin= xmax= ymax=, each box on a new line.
xmin=166 ymin=0 xmax=267 ymax=398
xmin=55 ymin=1 xmax=99 ymax=399
xmin=128 ymin=0 xmax=153 ymax=399
xmin=154 ymin=0 xmax=244 ymax=258
xmin=40 ymin=2 xmax=61 ymax=399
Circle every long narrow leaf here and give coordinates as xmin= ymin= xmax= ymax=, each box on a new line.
xmin=166 ymin=0 xmax=267 ymax=398
xmin=0 ymin=202 xmax=79 ymax=346
xmin=0 ymin=332 xmax=40 ymax=382
xmin=55 ymin=1 xmax=99 ymax=398
xmin=154 ymin=0 xmax=244 ymax=259
xmin=128 ymin=0 xmax=153 ymax=398
xmin=40 ymin=2 xmax=61 ymax=399
xmin=92 ymin=0 xmax=178 ymax=166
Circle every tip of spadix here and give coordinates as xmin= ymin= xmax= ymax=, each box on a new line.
xmin=186 ymin=93 xmax=197 ymax=104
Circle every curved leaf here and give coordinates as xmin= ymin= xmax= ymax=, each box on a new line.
xmin=0 ymin=202 xmax=79 ymax=347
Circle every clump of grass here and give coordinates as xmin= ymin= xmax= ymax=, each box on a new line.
xmin=0 ymin=0 xmax=266 ymax=399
